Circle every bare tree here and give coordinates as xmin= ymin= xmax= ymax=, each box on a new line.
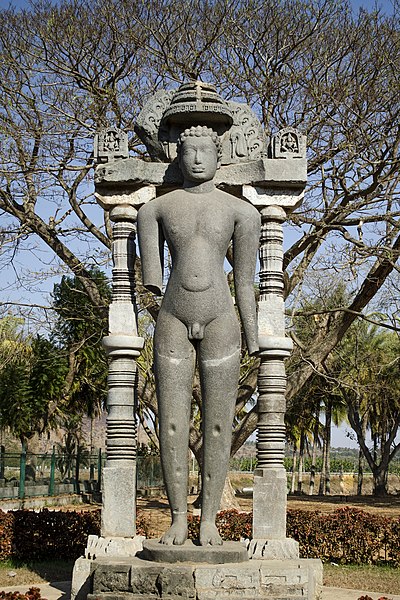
xmin=0 ymin=0 xmax=399 ymax=462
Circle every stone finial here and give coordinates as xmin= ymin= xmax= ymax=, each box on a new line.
xmin=94 ymin=128 xmax=129 ymax=163
xmin=162 ymin=80 xmax=233 ymax=129
xmin=272 ymin=127 xmax=306 ymax=159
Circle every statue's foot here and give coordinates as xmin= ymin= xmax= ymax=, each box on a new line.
xmin=160 ymin=521 xmax=188 ymax=546
xmin=199 ymin=521 xmax=222 ymax=546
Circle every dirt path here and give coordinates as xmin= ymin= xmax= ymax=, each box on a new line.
xmin=137 ymin=493 xmax=400 ymax=538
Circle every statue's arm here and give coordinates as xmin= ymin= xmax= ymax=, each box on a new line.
xmin=137 ymin=201 xmax=164 ymax=296
xmin=233 ymin=208 xmax=261 ymax=355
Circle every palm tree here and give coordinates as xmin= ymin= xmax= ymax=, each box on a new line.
xmin=335 ymin=321 xmax=400 ymax=496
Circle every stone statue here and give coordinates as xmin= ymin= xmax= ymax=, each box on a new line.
xmin=137 ymin=125 xmax=260 ymax=546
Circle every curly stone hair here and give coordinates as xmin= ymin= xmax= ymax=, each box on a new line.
xmin=177 ymin=125 xmax=222 ymax=162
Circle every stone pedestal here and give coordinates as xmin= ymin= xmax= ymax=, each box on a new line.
xmin=84 ymin=554 xmax=323 ymax=600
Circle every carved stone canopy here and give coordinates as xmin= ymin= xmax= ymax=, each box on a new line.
xmin=134 ymin=81 xmax=269 ymax=164
xmin=93 ymin=81 xmax=307 ymax=212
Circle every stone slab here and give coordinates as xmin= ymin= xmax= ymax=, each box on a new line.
xmin=142 ymin=538 xmax=248 ymax=563
xmin=94 ymin=157 xmax=307 ymax=191
xmin=242 ymin=185 xmax=304 ymax=209
xmin=247 ymin=538 xmax=299 ymax=560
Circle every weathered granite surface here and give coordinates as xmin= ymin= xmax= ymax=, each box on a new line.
xmin=94 ymin=157 xmax=307 ymax=191
xmin=86 ymin=556 xmax=323 ymax=600
xmin=137 ymin=125 xmax=260 ymax=546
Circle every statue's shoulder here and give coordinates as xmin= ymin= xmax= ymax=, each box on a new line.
xmin=139 ymin=190 xmax=180 ymax=217
xmin=216 ymin=189 xmax=260 ymax=221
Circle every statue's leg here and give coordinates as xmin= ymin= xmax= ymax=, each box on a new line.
xmin=198 ymin=312 xmax=241 ymax=545
xmin=154 ymin=310 xmax=195 ymax=545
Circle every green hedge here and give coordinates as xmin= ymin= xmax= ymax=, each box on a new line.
xmin=0 ymin=509 xmax=149 ymax=561
xmin=188 ymin=507 xmax=400 ymax=565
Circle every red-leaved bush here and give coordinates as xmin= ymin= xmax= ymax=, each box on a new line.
xmin=189 ymin=507 xmax=400 ymax=565
xmin=0 ymin=509 xmax=149 ymax=561
xmin=0 ymin=588 xmax=45 ymax=600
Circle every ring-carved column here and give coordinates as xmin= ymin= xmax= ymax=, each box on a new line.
xmin=101 ymin=204 xmax=144 ymax=538
xmin=250 ymin=205 xmax=299 ymax=559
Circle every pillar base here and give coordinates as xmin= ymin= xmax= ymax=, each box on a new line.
xmin=253 ymin=467 xmax=288 ymax=540
xmin=71 ymin=535 xmax=145 ymax=600
xmin=101 ymin=464 xmax=136 ymax=538
xmin=247 ymin=537 xmax=299 ymax=560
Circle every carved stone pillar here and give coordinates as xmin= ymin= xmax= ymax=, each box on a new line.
xmin=243 ymin=189 xmax=300 ymax=560
xmin=101 ymin=204 xmax=144 ymax=538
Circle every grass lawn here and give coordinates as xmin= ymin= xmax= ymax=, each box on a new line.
xmin=0 ymin=560 xmax=74 ymax=586
xmin=324 ymin=563 xmax=400 ymax=595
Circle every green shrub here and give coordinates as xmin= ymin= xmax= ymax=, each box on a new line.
xmin=188 ymin=510 xmax=252 ymax=541
xmin=0 ymin=511 xmax=14 ymax=560
xmin=12 ymin=509 xmax=101 ymax=560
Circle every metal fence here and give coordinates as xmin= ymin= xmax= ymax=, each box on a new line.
xmin=0 ymin=448 xmax=259 ymax=500
xmin=0 ymin=448 xmax=167 ymax=500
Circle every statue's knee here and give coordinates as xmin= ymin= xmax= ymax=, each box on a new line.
xmin=212 ymin=424 xmax=221 ymax=437
xmin=168 ymin=421 xmax=177 ymax=436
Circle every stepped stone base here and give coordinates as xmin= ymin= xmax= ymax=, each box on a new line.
xmin=142 ymin=539 xmax=248 ymax=564
xmin=83 ymin=553 xmax=322 ymax=600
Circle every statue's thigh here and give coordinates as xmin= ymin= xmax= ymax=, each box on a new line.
xmin=199 ymin=310 xmax=241 ymax=360
xmin=154 ymin=309 xmax=194 ymax=359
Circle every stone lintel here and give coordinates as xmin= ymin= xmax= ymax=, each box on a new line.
xmin=94 ymin=157 xmax=307 ymax=191
xmin=95 ymin=185 xmax=156 ymax=212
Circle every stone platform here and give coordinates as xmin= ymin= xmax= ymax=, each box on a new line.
xmin=142 ymin=539 xmax=248 ymax=563
xmin=86 ymin=553 xmax=323 ymax=600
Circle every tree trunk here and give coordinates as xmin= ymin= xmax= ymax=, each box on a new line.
xmin=373 ymin=467 xmax=388 ymax=496
xmin=324 ymin=401 xmax=332 ymax=495
xmin=318 ymin=412 xmax=328 ymax=495
xmin=290 ymin=444 xmax=297 ymax=494
xmin=297 ymin=431 xmax=305 ymax=494
xmin=309 ymin=402 xmax=320 ymax=495
xmin=357 ymin=446 xmax=364 ymax=495
xmin=220 ymin=475 xmax=241 ymax=510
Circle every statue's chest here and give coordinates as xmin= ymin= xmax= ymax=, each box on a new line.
xmin=161 ymin=198 xmax=233 ymax=244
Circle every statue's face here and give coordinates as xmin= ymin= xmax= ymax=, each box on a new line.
xmin=179 ymin=135 xmax=218 ymax=183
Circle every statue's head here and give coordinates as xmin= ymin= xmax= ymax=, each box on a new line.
xmin=177 ymin=125 xmax=222 ymax=183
